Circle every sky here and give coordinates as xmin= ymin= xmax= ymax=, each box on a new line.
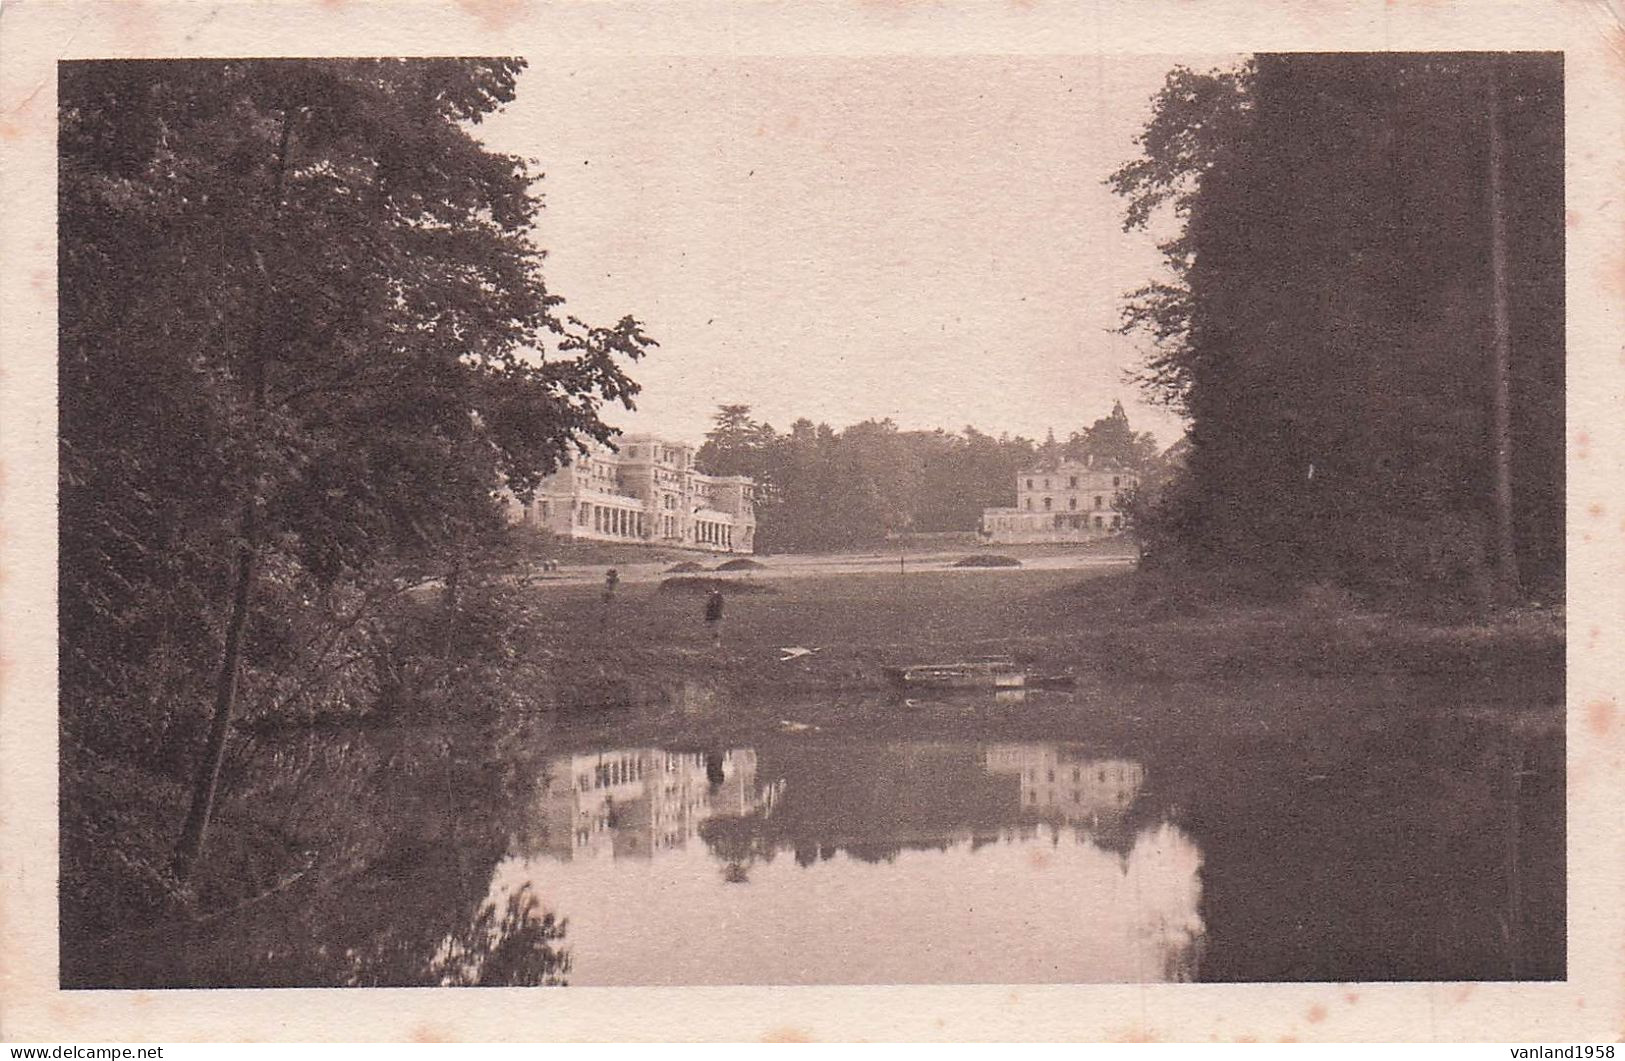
xmin=477 ymin=55 xmax=1240 ymax=451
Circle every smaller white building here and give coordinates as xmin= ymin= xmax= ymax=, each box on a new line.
xmin=980 ymin=461 xmax=1137 ymax=543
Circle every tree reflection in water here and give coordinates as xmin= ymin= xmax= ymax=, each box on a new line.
xmin=696 ymin=742 xmax=1161 ymax=870
xmin=686 ymin=743 xmax=1205 ymax=984
xmin=475 ymin=738 xmax=1208 ymax=985
xmin=95 ymin=700 xmax=1559 ymax=986
xmin=432 ymin=882 xmax=570 ymax=986
xmin=85 ymin=723 xmax=574 ymax=989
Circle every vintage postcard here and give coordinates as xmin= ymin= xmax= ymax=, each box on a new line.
xmin=1 ymin=0 xmax=1621 ymax=1044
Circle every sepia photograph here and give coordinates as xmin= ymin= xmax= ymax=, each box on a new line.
xmin=4 ymin=0 xmax=1622 ymax=1044
xmin=52 ymin=48 xmax=1566 ymax=991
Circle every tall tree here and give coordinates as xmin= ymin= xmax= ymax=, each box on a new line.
xmin=59 ymin=59 xmax=655 ymax=877
xmin=1036 ymin=428 xmax=1063 ymax=470
xmin=1109 ymin=54 xmax=1562 ymax=593
xmin=1066 ymin=402 xmax=1160 ymax=471
xmin=1485 ymin=67 xmax=1519 ymax=596
xmin=697 ymin=403 xmax=775 ymax=479
xmin=1107 ymin=63 xmax=1256 ymax=414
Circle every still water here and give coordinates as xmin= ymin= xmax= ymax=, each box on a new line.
xmin=484 ymin=741 xmax=1201 ymax=985
xmin=81 ymin=695 xmax=1562 ymax=988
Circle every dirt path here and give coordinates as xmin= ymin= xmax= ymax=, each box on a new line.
xmin=521 ymin=546 xmax=1138 ymax=587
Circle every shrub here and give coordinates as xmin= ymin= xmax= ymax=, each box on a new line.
xmin=952 ymin=554 xmax=1022 ymax=568
xmin=657 ymin=576 xmax=775 ymax=595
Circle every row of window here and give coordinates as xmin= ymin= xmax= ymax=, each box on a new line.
xmin=1026 ymin=475 xmax=1127 ymax=490
xmin=984 ymin=513 xmax=1121 ymax=531
xmin=1028 ymin=765 xmax=1132 ymax=784
xmin=569 ymin=470 xmax=750 ymax=513
xmin=575 ymin=751 xmax=729 ymax=792
xmin=1028 ymin=495 xmax=1109 ymax=512
xmin=623 ymin=444 xmax=690 ymax=468
xmin=1022 ymin=787 xmax=1132 ymax=806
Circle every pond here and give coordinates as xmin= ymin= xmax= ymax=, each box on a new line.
xmin=484 ymin=740 xmax=1202 ymax=985
xmin=80 ymin=690 xmax=1563 ymax=988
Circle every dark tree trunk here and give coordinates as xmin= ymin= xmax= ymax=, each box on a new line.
xmin=1486 ymin=65 xmax=1520 ymax=597
xmin=173 ymin=506 xmax=258 ymax=879
xmin=174 ymin=109 xmax=294 ymax=880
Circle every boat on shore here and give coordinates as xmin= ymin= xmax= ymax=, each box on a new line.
xmin=876 ymin=657 xmax=1011 ymax=689
xmin=884 ymin=649 xmax=1072 ymax=692
xmin=882 ymin=656 xmax=1078 ymax=692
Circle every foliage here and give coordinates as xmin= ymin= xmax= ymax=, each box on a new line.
xmin=58 ymin=61 xmax=654 ymax=787
xmin=696 ymin=403 xmax=776 ymax=478
xmin=951 ymin=555 xmax=1022 ymax=568
xmin=693 ymin=403 xmax=1160 ymax=552
xmin=60 ymin=686 xmax=564 ymax=986
xmin=1110 ymin=55 xmax=1563 ymax=595
xmin=432 ymin=883 xmax=570 ymax=987
xmin=657 ymin=576 xmax=777 ymax=595
xmin=1107 ymin=62 xmax=1255 ymax=412
xmin=1065 ymin=401 xmax=1161 ymax=470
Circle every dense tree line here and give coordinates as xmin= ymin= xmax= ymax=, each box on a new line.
xmin=59 ymin=59 xmax=654 ymax=876
xmin=1111 ymin=54 xmax=1562 ymax=599
xmin=695 ymin=402 xmax=1161 ymax=552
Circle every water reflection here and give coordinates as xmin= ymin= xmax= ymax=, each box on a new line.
xmin=985 ymin=745 xmax=1144 ymax=841
xmin=71 ymin=686 xmax=1561 ymax=988
xmin=519 ymin=747 xmax=785 ymax=861
xmin=430 ymin=882 xmax=570 ymax=986
xmin=474 ymin=739 xmax=1204 ymax=985
xmin=68 ymin=723 xmax=573 ymax=989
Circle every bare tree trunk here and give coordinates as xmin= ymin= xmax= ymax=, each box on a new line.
xmin=1486 ymin=64 xmax=1521 ymax=599
xmin=174 ymin=109 xmax=295 ymax=880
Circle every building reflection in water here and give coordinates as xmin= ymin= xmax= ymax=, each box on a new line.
xmin=519 ymin=747 xmax=784 ymax=862
xmin=981 ymin=745 xmax=1203 ymax=981
xmin=983 ymin=745 xmax=1144 ymax=845
xmin=470 ymin=739 xmax=1203 ymax=985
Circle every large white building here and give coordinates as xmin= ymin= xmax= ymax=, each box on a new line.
xmin=506 ymin=434 xmax=756 ymax=553
xmin=980 ymin=461 xmax=1138 ymax=544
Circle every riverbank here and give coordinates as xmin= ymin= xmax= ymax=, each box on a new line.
xmin=520 ymin=565 xmax=1562 ymax=701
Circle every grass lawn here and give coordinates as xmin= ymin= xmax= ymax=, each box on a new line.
xmin=515 ymin=565 xmax=1563 ymax=746
xmin=528 ymin=566 xmax=1561 ymax=681
xmin=526 ymin=567 xmax=1099 ymax=685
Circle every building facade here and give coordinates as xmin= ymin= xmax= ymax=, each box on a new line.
xmin=506 ymin=434 xmax=757 ymax=553
xmin=980 ymin=461 xmax=1138 ymax=544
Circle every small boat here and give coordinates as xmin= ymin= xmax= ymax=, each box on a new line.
xmin=882 ymin=656 xmax=1025 ymax=691
xmin=882 ymin=656 xmax=1080 ymax=693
